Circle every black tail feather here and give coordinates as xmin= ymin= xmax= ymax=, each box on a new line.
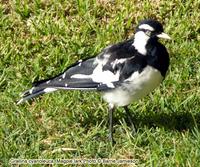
xmin=17 ymin=86 xmax=48 ymax=104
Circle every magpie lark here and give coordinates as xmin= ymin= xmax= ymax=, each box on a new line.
xmin=17 ymin=19 xmax=171 ymax=144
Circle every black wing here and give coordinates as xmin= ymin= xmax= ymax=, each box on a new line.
xmin=32 ymin=38 xmax=140 ymax=90
xmin=17 ymin=38 xmax=147 ymax=104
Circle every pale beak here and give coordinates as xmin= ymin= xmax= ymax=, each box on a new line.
xmin=157 ymin=32 xmax=171 ymax=40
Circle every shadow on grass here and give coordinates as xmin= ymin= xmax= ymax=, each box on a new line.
xmin=80 ymin=107 xmax=200 ymax=132
xmin=119 ymin=109 xmax=200 ymax=132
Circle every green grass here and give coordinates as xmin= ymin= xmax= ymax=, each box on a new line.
xmin=0 ymin=0 xmax=200 ymax=166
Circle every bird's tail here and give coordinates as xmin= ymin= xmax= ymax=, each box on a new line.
xmin=17 ymin=75 xmax=99 ymax=105
xmin=17 ymin=84 xmax=57 ymax=105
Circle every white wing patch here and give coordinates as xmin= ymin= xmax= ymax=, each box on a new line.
xmin=29 ymin=87 xmax=35 ymax=94
xmin=91 ymin=64 xmax=120 ymax=83
xmin=106 ymin=82 xmax=115 ymax=88
xmin=94 ymin=54 xmax=110 ymax=66
xmin=62 ymin=72 xmax=66 ymax=79
xmin=111 ymin=58 xmax=127 ymax=68
xmin=71 ymin=66 xmax=120 ymax=83
xmin=44 ymin=88 xmax=57 ymax=93
xmin=70 ymin=74 xmax=89 ymax=79
xmin=71 ymin=56 xmax=120 ymax=84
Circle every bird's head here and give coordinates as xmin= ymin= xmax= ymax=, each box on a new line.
xmin=135 ymin=19 xmax=171 ymax=40
xmin=133 ymin=19 xmax=171 ymax=55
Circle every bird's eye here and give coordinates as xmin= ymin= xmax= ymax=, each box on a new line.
xmin=145 ymin=30 xmax=151 ymax=36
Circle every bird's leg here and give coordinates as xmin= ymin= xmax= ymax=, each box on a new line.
xmin=124 ymin=106 xmax=136 ymax=134
xmin=108 ymin=105 xmax=115 ymax=145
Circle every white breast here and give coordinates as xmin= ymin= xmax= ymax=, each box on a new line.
xmin=102 ymin=66 xmax=163 ymax=107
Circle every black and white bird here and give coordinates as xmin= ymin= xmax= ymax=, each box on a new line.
xmin=18 ymin=19 xmax=171 ymax=144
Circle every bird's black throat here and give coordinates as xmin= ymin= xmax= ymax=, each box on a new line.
xmin=145 ymin=38 xmax=170 ymax=77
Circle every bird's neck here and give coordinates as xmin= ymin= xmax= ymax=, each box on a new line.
xmin=145 ymin=38 xmax=159 ymax=54
xmin=132 ymin=31 xmax=150 ymax=55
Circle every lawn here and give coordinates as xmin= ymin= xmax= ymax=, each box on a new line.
xmin=0 ymin=0 xmax=200 ymax=166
